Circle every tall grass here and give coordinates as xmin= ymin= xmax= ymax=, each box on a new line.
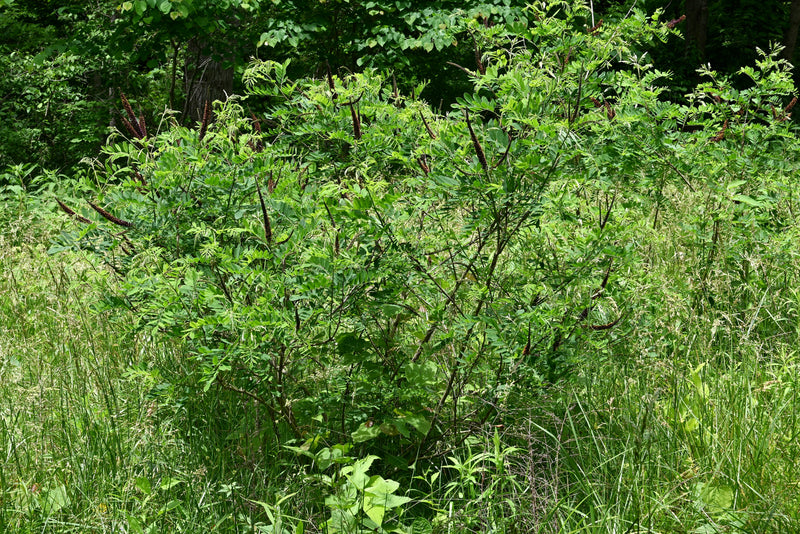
xmin=484 ymin=191 xmax=800 ymax=533
xmin=403 ymin=183 xmax=800 ymax=533
xmin=506 ymin=343 xmax=800 ymax=533
xmin=0 ymin=201 xmax=277 ymax=532
xmin=3 ymin=179 xmax=800 ymax=533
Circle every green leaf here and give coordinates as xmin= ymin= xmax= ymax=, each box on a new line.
xmin=160 ymin=499 xmax=183 ymax=513
xmin=363 ymin=476 xmax=412 ymax=525
xmin=337 ymin=332 xmax=370 ymax=364
xmin=41 ymin=485 xmax=70 ymax=515
xmin=694 ymin=481 xmax=734 ymax=513
xmin=134 ymin=477 xmax=152 ymax=495
xmin=726 ymin=180 xmax=747 ymax=191
xmin=314 ymin=443 xmax=352 ymax=470
xmin=690 ymin=362 xmax=709 ymax=400
xmin=344 ymin=455 xmax=378 ymax=490
xmin=351 ymin=421 xmax=382 ymax=443
xmin=403 ymin=412 xmax=431 ymax=435
xmin=403 ymin=361 xmax=439 ymax=389
xmin=160 ymin=477 xmax=183 ymax=490
xmin=284 ymin=444 xmax=316 ymax=460
xmin=732 ymin=194 xmax=762 ymax=207
xmin=366 ymin=475 xmax=400 ymax=496
xmin=684 ymin=415 xmax=699 ymax=433
xmin=381 ymin=304 xmax=405 ymax=317
xmin=411 ymin=518 xmax=433 ymax=534
xmin=363 ymin=500 xmax=387 ymax=526
xmin=126 ymin=514 xmax=144 ymax=534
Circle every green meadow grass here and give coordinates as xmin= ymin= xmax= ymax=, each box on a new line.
xmin=0 ymin=202 xmax=259 ymax=533
xmin=2 ymin=196 xmax=800 ymax=533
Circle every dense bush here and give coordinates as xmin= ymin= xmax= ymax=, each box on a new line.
xmin=49 ymin=2 xmax=800 ymax=530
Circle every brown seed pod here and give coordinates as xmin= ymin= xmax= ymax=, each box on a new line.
xmin=133 ymin=168 xmax=147 ymax=187
xmin=138 ymin=112 xmax=147 ymax=139
xmin=326 ymin=61 xmax=338 ymax=101
xmin=198 ymin=100 xmax=211 ymax=140
xmin=474 ymin=44 xmax=486 ymax=75
xmin=588 ymin=315 xmax=622 ymax=331
xmin=88 ymin=201 xmax=133 ymax=227
xmin=255 ymin=174 xmax=272 ymax=245
xmin=251 ymin=111 xmax=262 ymax=133
xmin=348 ymin=101 xmax=362 ymax=140
xmin=464 ymin=110 xmax=488 ymax=172
xmin=56 ymin=199 xmax=91 ymax=224
xmin=666 ymin=14 xmax=686 ymax=29
xmin=120 ymin=118 xmax=139 ymax=140
xmin=419 ymin=110 xmax=437 ymax=140
xmin=710 ymin=119 xmax=728 ymax=143
xmin=117 ymin=232 xmax=137 ymax=255
xmin=604 ymin=101 xmax=615 ymax=120
xmin=120 ymin=93 xmax=145 ymax=139
xmin=417 ymin=155 xmax=430 ymax=175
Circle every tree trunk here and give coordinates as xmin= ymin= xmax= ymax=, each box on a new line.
xmin=685 ymin=0 xmax=709 ymax=62
xmin=784 ymin=0 xmax=800 ymax=63
xmin=183 ymin=37 xmax=234 ymax=125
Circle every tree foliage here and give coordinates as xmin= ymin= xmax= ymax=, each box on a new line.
xmin=3 ymin=0 xmax=799 ymax=176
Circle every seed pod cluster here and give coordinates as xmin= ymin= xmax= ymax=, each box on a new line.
xmin=120 ymin=93 xmax=146 ymax=140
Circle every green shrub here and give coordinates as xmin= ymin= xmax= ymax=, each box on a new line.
xmin=51 ymin=7 xmax=800 ymax=529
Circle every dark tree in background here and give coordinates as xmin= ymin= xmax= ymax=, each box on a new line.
xmin=685 ymin=0 xmax=709 ymax=61
xmin=707 ymin=0 xmax=788 ymax=73
xmin=617 ymin=0 xmax=799 ymax=100
xmin=0 ymin=0 xmax=147 ymax=173
xmin=183 ymin=38 xmax=234 ymax=123
xmin=784 ymin=0 xmax=800 ymax=62
xmin=113 ymin=0 xmax=269 ymax=125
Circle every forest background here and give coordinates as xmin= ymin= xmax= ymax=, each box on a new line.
xmin=3 ymin=0 xmax=800 ymax=533
xmin=3 ymin=0 xmax=800 ymax=174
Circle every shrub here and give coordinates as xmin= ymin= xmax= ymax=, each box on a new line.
xmin=52 ymin=1 xmax=800 ymax=485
